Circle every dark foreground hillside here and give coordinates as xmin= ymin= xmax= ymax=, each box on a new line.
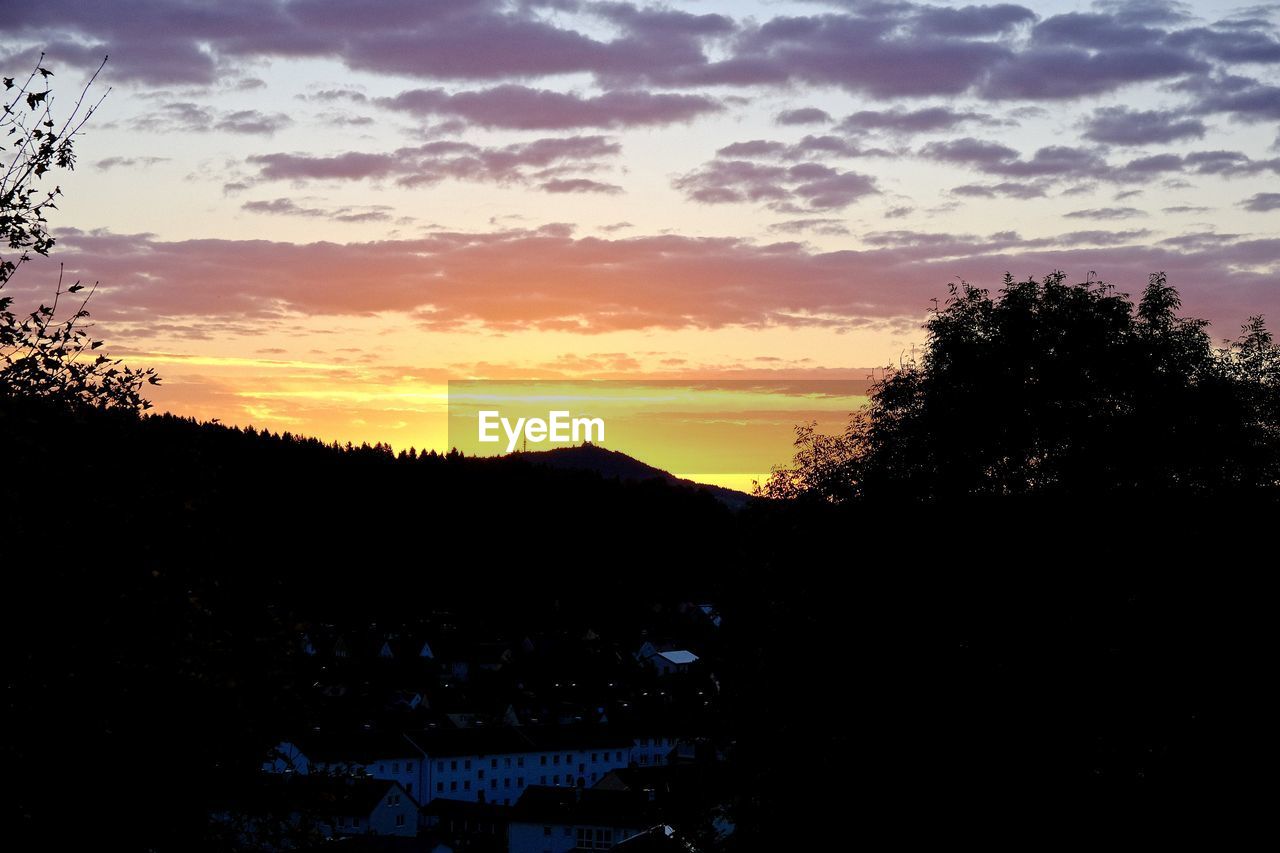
xmin=3 ymin=397 xmax=1274 ymax=847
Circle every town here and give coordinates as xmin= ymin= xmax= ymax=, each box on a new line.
xmin=221 ymin=602 xmax=732 ymax=851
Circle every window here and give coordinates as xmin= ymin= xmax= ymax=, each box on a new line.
xmin=389 ymin=794 xmax=401 ymax=805
xmin=615 ymin=752 xmax=622 ymax=762
xmin=540 ymin=755 xmax=547 ymax=766
xmin=504 ymin=778 xmax=511 ymax=788
xmin=392 ymin=762 xmax=399 ymax=773
xmin=490 ymin=779 xmax=497 ymax=789
xmin=591 ymin=753 xmax=597 ymax=762
xmin=579 ymin=763 xmax=585 ymax=773
xmin=517 ymin=757 xmax=524 ymax=768
xmin=577 ymin=828 xmax=613 ymax=850
xmin=450 ymin=782 xmax=457 ymax=791
xmin=379 ymin=763 xmax=386 ymax=772
xmin=406 ymin=762 xmax=414 ymax=772
xmin=464 ymin=760 xmax=472 ymax=770
xmin=491 ymin=758 xmax=498 ymax=769
xmin=553 ymin=755 xmax=560 ymax=766
xmin=395 ymin=815 xmax=405 ymax=827
xmin=540 ymin=776 xmax=547 ymax=785
xmin=463 ymin=781 xmax=471 ymax=791
xmin=336 ymin=817 xmax=346 ymax=828
xmin=566 ymin=754 xmax=573 ymax=764
xmin=406 ymin=783 xmax=412 ymax=794
xmin=544 ymin=826 xmax=552 ymax=837
xmin=478 ymin=770 xmax=485 ymax=780
xmin=351 ymin=818 xmax=359 ymax=828
xmin=505 ymin=757 xmax=512 ymax=768
xmin=518 ymin=777 xmax=524 ymax=786
xmin=553 ymin=775 xmax=560 ymax=785
xmin=437 ymin=782 xmax=444 ymax=793
xmin=437 ymin=760 xmax=444 ymax=772
xmin=451 ymin=760 xmax=458 ymax=771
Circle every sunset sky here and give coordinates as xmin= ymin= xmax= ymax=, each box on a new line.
xmin=3 ymin=1 xmax=1278 ymax=482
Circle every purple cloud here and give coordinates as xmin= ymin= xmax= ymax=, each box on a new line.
xmin=674 ymin=160 xmax=877 ymax=211
xmin=1063 ymin=207 xmax=1147 ymax=220
xmin=775 ymin=107 xmax=832 ymax=126
xmin=246 ymin=136 xmax=620 ymax=187
xmin=839 ymin=106 xmax=998 ymax=135
xmin=1241 ymin=193 xmax=1280 ymax=212
xmin=1082 ymin=106 xmax=1206 ymax=145
xmin=539 ymin=178 xmax=624 ymax=194
xmin=377 ymin=85 xmax=723 ymax=129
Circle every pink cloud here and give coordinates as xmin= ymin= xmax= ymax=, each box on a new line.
xmin=27 ymin=227 xmax=1280 ymax=338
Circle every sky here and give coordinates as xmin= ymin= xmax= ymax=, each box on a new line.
xmin=2 ymin=0 xmax=1278 ymax=481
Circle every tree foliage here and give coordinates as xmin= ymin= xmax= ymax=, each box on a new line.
xmin=760 ymin=271 xmax=1280 ymax=501
xmin=0 ymin=55 xmax=158 ymax=411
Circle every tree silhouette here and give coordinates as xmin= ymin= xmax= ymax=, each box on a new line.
xmin=760 ymin=271 xmax=1280 ymax=501
xmin=0 ymin=55 xmax=158 ymax=411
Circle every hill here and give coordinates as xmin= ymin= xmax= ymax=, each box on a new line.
xmin=509 ymin=443 xmax=752 ymax=509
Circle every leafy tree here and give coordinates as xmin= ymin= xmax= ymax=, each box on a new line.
xmin=760 ymin=271 xmax=1280 ymax=501
xmin=0 ymin=55 xmax=158 ymax=411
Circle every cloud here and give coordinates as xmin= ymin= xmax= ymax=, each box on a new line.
xmin=951 ymin=182 xmax=1048 ymax=199
xmin=673 ymin=160 xmax=878 ymax=211
xmin=245 ymin=136 xmax=620 ymax=188
xmin=3 ymin=0 xmax=1275 ymax=111
xmin=1241 ymin=192 xmax=1280 ymax=212
xmin=775 ymin=107 xmax=832 ymax=125
xmin=1081 ymin=106 xmax=1207 ymax=145
xmin=376 ymin=85 xmax=723 ymax=129
xmin=240 ymin=198 xmax=394 ymax=222
xmin=919 ymin=137 xmax=1020 ymax=166
xmin=715 ymin=135 xmax=891 ymax=161
xmin=767 ymin=218 xmax=851 ymax=236
xmin=539 ymin=178 xmax=624 ymax=194
xmin=95 ymin=156 xmax=169 ymax=170
xmin=838 ymin=106 xmax=998 ymax=135
xmin=1181 ymin=75 xmax=1280 ymax=122
xmin=1063 ymin=206 xmax=1147 ymax=220
xmin=132 ymin=102 xmax=292 ymax=134
xmin=35 ymin=226 xmax=1280 ymax=339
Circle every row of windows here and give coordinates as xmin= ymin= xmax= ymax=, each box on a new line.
xmin=375 ymin=761 xmax=414 ymax=774
xmin=540 ymin=826 xmax=616 ymax=849
xmin=434 ymin=774 xmax=599 ymax=795
xmin=434 ymin=751 xmax=625 ymax=774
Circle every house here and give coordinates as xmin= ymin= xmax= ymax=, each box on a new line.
xmin=420 ymin=797 xmax=512 ymax=851
xmin=633 ymin=643 xmax=699 ymax=677
xmin=650 ymin=651 xmax=698 ymax=677
xmin=218 ymin=776 xmax=419 ymax=843
xmin=507 ymin=787 xmax=653 ymax=853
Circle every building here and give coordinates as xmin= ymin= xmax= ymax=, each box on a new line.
xmin=633 ymin=643 xmax=699 ymax=677
xmin=507 ymin=787 xmax=654 ymax=853
xmin=267 ymin=728 xmax=681 ymax=809
xmin=218 ymin=776 xmax=419 ymax=842
xmin=405 ymin=729 xmax=636 ymax=807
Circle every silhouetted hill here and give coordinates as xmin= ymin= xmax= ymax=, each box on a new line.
xmin=509 ymin=443 xmax=752 ymax=509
